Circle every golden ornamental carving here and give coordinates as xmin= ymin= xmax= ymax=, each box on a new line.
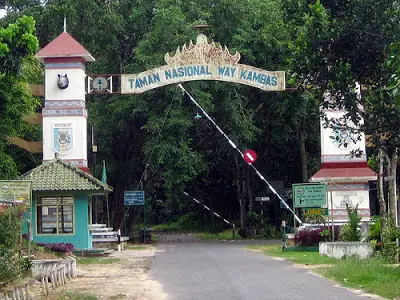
xmin=164 ymin=34 xmax=241 ymax=66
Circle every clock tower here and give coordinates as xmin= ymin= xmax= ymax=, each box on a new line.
xmin=36 ymin=32 xmax=95 ymax=171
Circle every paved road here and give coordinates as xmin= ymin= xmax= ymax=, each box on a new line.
xmin=149 ymin=241 xmax=378 ymax=300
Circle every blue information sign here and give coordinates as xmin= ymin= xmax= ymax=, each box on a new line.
xmin=124 ymin=191 xmax=145 ymax=206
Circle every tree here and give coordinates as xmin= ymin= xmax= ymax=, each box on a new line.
xmin=285 ymin=0 xmax=400 ymax=218
xmin=0 ymin=16 xmax=39 ymax=179
xmin=365 ymin=41 xmax=400 ymax=219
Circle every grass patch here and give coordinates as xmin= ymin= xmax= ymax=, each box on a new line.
xmin=247 ymin=244 xmax=338 ymax=265
xmin=318 ymin=258 xmax=400 ymax=299
xmin=194 ymin=230 xmax=243 ymax=240
xmin=76 ymin=257 xmax=121 ymax=265
xmin=126 ymin=244 xmax=150 ymax=250
xmin=250 ymin=244 xmax=400 ymax=299
xmin=46 ymin=291 xmax=98 ymax=300
xmin=150 ymin=222 xmax=185 ymax=231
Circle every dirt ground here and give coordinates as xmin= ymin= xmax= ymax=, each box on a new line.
xmin=30 ymin=247 xmax=166 ymax=300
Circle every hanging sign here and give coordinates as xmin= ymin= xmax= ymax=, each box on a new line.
xmin=124 ymin=191 xmax=145 ymax=206
xmin=119 ymin=34 xmax=285 ymax=94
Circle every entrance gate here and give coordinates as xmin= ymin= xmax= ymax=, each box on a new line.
xmin=87 ymin=34 xmax=285 ymax=94
xmin=36 ymin=31 xmax=305 ymax=232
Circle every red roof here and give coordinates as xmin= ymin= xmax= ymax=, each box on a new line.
xmin=310 ymin=167 xmax=376 ymax=183
xmin=36 ymin=32 xmax=95 ymax=62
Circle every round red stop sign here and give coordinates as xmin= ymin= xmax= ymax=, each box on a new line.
xmin=243 ymin=149 xmax=257 ymax=164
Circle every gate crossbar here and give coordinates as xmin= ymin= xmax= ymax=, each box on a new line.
xmin=178 ymin=84 xmax=302 ymax=226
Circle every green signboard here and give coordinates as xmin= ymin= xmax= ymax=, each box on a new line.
xmin=0 ymin=181 xmax=32 ymax=206
xmin=293 ymin=183 xmax=327 ymax=208
xmin=301 ymin=207 xmax=329 ymax=216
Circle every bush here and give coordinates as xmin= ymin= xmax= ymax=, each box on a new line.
xmin=295 ymin=226 xmax=340 ymax=247
xmin=379 ymin=217 xmax=400 ymax=262
xmin=0 ymin=206 xmax=29 ymax=283
xmin=369 ymin=215 xmax=382 ymax=241
xmin=0 ymin=206 xmax=24 ymax=249
xmin=37 ymin=243 xmax=74 ymax=253
xmin=259 ymin=224 xmax=280 ymax=239
xmin=378 ymin=242 xmax=399 ymax=263
xmin=0 ymin=248 xmax=31 ymax=283
xmin=339 ymin=204 xmax=361 ymax=241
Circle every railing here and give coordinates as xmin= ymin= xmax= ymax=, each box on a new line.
xmin=0 ymin=284 xmax=31 ymax=300
xmin=39 ymin=261 xmax=76 ymax=297
xmin=38 ymin=258 xmax=76 ymax=297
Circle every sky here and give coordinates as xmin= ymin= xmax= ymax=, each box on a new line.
xmin=0 ymin=9 xmax=5 ymax=18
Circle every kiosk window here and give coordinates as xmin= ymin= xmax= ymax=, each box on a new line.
xmin=37 ymin=196 xmax=74 ymax=234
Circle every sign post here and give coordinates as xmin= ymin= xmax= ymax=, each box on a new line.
xmin=0 ymin=181 xmax=32 ymax=206
xmin=255 ymin=197 xmax=270 ymax=224
xmin=124 ymin=191 xmax=145 ymax=241
xmin=292 ymin=183 xmax=327 ymax=208
xmin=293 ymin=183 xmax=328 ymax=227
xmin=124 ymin=191 xmax=145 ymax=206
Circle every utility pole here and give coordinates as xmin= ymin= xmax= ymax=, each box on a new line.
xmin=92 ymin=125 xmax=98 ymax=224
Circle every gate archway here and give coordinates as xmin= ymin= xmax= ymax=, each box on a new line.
xmin=30 ymin=30 xmax=373 ymax=247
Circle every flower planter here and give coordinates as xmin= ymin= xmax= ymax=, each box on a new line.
xmin=319 ymin=241 xmax=373 ymax=259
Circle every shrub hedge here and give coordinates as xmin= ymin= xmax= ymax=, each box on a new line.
xmin=295 ymin=226 xmax=340 ymax=247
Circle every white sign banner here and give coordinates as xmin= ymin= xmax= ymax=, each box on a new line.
xmin=121 ymin=64 xmax=285 ymax=94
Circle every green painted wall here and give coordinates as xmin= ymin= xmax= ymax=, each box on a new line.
xmin=27 ymin=194 xmax=92 ymax=249
xmin=22 ymin=209 xmax=31 ymax=235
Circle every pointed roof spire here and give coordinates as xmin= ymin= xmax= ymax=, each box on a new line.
xmin=63 ymin=16 xmax=67 ymax=33
xmin=36 ymin=32 xmax=95 ymax=62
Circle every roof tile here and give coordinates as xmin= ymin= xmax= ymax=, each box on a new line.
xmin=21 ymin=159 xmax=112 ymax=194
xmin=36 ymin=32 xmax=95 ymax=62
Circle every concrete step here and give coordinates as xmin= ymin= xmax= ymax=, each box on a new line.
xmin=92 ymin=231 xmax=118 ymax=236
xmin=92 ymin=236 xmax=129 ymax=243
xmin=73 ymin=248 xmax=114 ymax=257
xmin=91 ymin=227 xmax=114 ymax=232
xmin=90 ymin=224 xmax=107 ymax=229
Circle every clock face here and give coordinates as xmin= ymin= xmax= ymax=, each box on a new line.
xmin=330 ymin=126 xmax=357 ymax=149
xmin=92 ymin=77 xmax=108 ymax=91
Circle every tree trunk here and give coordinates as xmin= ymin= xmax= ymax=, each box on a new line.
xmin=234 ymin=156 xmax=247 ymax=231
xmin=112 ymin=183 xmax=126 ymax=232
xmin=239 ymin=198 xmax=247 ymax=229
xmin=378 ymin=147 xmax=387 ymax=217
xmin=389 ymin=149 xmax=398 ymax=221
xmin=300 ymin=130 xmax=308 ymax=182
xmin=241 ymin=166 xmax=247 ymax=229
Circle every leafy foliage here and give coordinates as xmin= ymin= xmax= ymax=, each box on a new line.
xmin=295 ymin=226 xmax=339 ymax=247
xmin=0 ymin=207 xmax=30 ymax=283
xmin=369 ymin=216 xmax=382 ymax=242
xmin=0 ymin=16 xmax=40 ymax=179
xmin=37 ymin=243 xmax=74 ymax=254
xmin=339 ymin=205 xmax=361 ymax=241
